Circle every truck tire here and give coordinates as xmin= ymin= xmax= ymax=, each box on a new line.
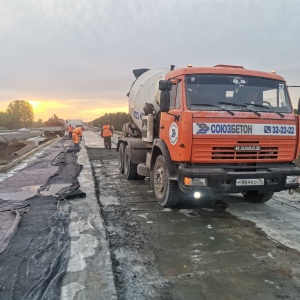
xmin=242 ymin=191 xmax=274 ymax=203
xmin=153 ymin=155 xmax=179 ymax=207
xmin=118 ymin=143 xmax=126 ymax=173
xmin=124 ymin=145 xmax=137 ymax=180
xmin=149 ymin=168 xmax=154 ymax=189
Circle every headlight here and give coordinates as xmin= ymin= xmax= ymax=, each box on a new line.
xmin=193 ymin=178 xmax=207 ymax=186
xmin=194 ymin=192 xmax=201 ymax=199
xmin=286 ymin=176 xmax=297 ymax=184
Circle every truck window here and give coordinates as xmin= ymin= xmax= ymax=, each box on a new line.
xmin=263 ymin=89 xmax=278 ymax=107
xmin=170 ymin=81 xmax=181 ymax=109
xmin=185 ymin=74 xmax=292 ymax=113
xmin=170 ymin=84 xmax=177 ymax=108
xmin=175 ymin=81 xmax=181 ymax=108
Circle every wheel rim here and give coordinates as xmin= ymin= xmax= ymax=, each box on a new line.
xmin=154 ymin=166 xmax=165 ymax=198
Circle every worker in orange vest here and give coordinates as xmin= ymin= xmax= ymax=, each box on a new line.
xmin=72 ymin=126 xmax=83 ymax=149
xmin=101 ymin=122 xmax=114 ymax=149
xmin=68 ymin=124 xmax=73 ymax=139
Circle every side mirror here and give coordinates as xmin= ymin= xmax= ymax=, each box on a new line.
xmin=159 ymin=80 xmax=172 ymax=91
xmin=160 ymin=91 xmax=170 ymax=113
xmin=298 ymin=98 xmax=300 ymax=115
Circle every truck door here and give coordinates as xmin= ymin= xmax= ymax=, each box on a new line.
xmin=160 ymin=80 xmax=192 ymax=161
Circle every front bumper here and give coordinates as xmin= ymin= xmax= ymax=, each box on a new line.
xmin=178 ymin=163 xmax=300 ymax=194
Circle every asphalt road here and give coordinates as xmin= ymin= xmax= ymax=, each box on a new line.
xmin=87 ymin=135 xmax=300 ymax=300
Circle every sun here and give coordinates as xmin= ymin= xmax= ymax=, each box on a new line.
xmin=28 ymin=100 xmax=41 ymax=111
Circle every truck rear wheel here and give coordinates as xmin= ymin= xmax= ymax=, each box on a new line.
xmin=124 ymin=146 xmax=137 ymax=179
xmin=242 ymin=191 xmax=274 ymax=203
xmin=153 ymin=155 xmax=179 ymax=207
xmin=118 ymin=143 xmax=126 ymax=173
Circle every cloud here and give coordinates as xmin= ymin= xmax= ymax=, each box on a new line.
xmin=0 ymin=0 xmax=300 ymax=111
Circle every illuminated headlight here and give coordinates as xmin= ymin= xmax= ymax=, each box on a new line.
xmin=194 ymin=192 xmax=201 ymax=199
xmin=286 ymin=176 xmax=297 ymax=184
xmin=184 ymin=177 xmax=207 ymax=186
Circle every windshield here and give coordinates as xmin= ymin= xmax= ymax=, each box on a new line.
xmin=185 ymin=74 xmax=292 ymax=113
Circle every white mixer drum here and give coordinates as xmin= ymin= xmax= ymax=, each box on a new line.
xmin=128 ymin=68 xmax=168 ymax=131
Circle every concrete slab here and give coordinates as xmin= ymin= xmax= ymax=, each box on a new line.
xmin=82 ymin=131 xmax=118 ymax=149
xmin=60 ymin=141 xmax=117 ymax=300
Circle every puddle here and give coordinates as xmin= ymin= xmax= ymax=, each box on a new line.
xmin=0 ymin=184 xmax=42 ymax=200
xmin=202 ymin=208 xmax=214 ymax=212
xmin=179 ymin=209 xmax=199 ymax=217
xmin=137 ymin=214 xmax=148 ymax=219
xmin=162 ymin=208 xmax=172 ymax=212
xmin=0 ymin=191 xmax=35 ymax=201
xmin=20 ymin=185 xmax=41 ymax=192
xmin=40 ymin=183 xmax=71 ymax=196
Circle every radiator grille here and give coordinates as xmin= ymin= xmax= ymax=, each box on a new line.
xmin=212 ymin=146 xmax=278 ymax=160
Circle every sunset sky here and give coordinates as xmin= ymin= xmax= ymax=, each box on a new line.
xmin=1 ymin=0 xmax=300 ymax=122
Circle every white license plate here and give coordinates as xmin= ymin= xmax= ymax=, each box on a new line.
xmin=236 ymin=178 xmax=264 ymax=186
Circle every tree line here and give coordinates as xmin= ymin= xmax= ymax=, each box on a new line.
xmin=0 ymin=100 xmax=130 ymax=131
xmin=0 ymin=100 xmax=39 ymax=130
xmin=91 ymin=112 xmax=130 ymax=131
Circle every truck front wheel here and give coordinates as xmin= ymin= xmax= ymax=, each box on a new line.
xmin=242 ymin=191 xmax=274 ymax=203
xmin=153 ymin=155 xmax=179 ymax=207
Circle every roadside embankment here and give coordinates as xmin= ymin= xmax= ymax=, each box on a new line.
xmin=0 ymin=137 xmax=60 ymax=172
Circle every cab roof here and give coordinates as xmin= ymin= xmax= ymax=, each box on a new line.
xmin=166 ymin=65 xmax=285 ymax=81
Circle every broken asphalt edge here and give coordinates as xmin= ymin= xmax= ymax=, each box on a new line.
xmin=0 ymin=136 xmax=61 ymax=172
xmin=60 ymin=141 xmax=117 ymax=300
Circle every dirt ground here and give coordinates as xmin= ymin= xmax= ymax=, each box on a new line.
xmin=0 ymin=139 xmax=27 ymax=165
xmin=87 ymin=147 xmax=300 ymax=300
xmin=0 ymin=132 xmax=52 ymax=165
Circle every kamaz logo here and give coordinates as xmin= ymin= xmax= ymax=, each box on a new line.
xmin=234 ymin=145 xmax=261 ymax=151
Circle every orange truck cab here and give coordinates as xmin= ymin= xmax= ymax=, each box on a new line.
xmin=117 ymin=65 xmax=300 ymax=207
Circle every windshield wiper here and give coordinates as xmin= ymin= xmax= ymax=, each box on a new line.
xmin=244 ymin=103 xmax=284 ymax=118
xmin=218 ymin=101 xmax=261 ymax=117
xmin=189 ymin=103 xmax=234 ymax=115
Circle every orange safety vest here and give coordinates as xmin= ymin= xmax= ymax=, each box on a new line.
xmin=68 ymin=125 xmax=73 ymax=132
xmin=102 ymin=125 xmax=112 ymax=137
xmin=73 ymin=127 xmax=82 ymax=137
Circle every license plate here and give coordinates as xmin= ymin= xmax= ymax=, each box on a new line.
xmin=236 ymin=178 xmax=264 ymax=186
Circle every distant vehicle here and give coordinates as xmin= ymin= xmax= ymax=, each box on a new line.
xmin=44 ymin=115 xmax=65 ymax=137
xmin=19 ymin=128 xmax=30 ymax=132
xmin=65 ymin=119 xmax=84 ymax=128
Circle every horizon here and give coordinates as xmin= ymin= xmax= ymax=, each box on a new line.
xmin=0 ymin=98 xmax=129 ymax=122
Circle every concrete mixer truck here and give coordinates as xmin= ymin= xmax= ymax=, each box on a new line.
xmin=117 ymin=65 xmax=300 ymax=207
